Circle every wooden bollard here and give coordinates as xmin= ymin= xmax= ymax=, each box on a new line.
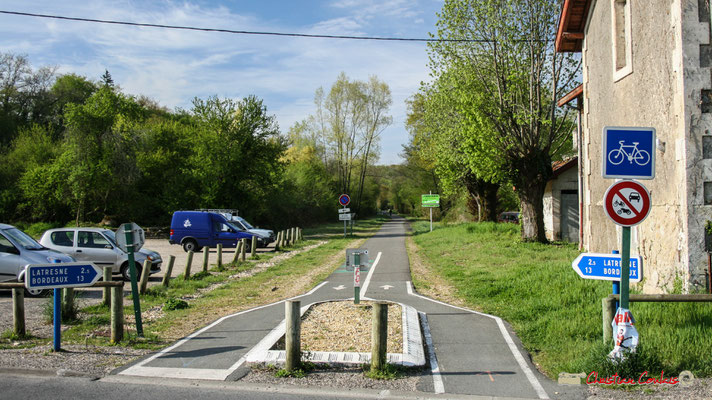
xmin=285 ymin=300 xmax=301 ymax=372
xmin=184 ymin=250 xmax=194 ymax=280
xmin=139 ymin=260 xmax=151 ymax=294
xmin=62 ymin=288 xmax=74 ymax=318
xmin=292 ymin=228 xmax=296 ymax=244
xmin=371 ymin=302 xmax=388 ymax=371
xmin=102 ymin=266 xmax=112 ymax=306
xmin=602 ymin=296 xmax=616 ymax=343
xmin=251 ymin=235 xmax=257 ymax=258
xmin=285 ymin=229 xmax=290 ymax=246
xmin=162 ymin=255 xmax=175 ymax=287
xmin=202 ymin=247 xmax=209 ymax=273
xmin=233 ymin=241 xmax=242 ymax=263
xmin=274 ymin=231 xmax=281 ymax=251
xmin=12 ymin=288 xmax=25 ymax=337
xmin=217 ymin=244 xmax=223 ymax=269
xmin=240 ymin=239 xmax=246 ymax=262
xmin=111 ymin=285 xmax=123 ymax=343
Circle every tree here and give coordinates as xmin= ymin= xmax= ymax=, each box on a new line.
xmin=302 ymin=73 xmax=392 ymax=213
xmin=427 ymin=0 xmax=579 ymax=241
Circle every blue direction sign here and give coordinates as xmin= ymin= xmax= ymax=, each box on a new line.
xmin=602 ymin=126 xmax=656 ymax=180
xmin=572 ymin=253 xmax=642 ymax=282
xmin=25 ymin=262 xmax=102 ymax=290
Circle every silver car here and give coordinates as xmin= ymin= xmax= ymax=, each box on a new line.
xmin=39 ymin=228 xmax=162 ymax=281
xmin=0 ymin=223 xmax=74 ymax=296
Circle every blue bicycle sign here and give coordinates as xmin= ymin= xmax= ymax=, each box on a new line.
xmin=602 ymin=127 xmax=656 ymax=180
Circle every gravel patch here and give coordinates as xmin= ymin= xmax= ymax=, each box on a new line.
xmin=293 ymin=300 xmax=402 ymax=353
xmin=241 ymin=365 xmax=424 ymax=391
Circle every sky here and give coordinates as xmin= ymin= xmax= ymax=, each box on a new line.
xmin=0 ymin=0 xmax=445 ymax=165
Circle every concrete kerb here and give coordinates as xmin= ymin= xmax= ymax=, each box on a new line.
xmin=244 ymin=298 xmax=426 ymax=368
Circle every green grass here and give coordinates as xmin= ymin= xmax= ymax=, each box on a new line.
xmin=410 ymin=220 xmax=712 ymax=379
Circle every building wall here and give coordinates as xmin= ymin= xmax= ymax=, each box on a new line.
xmin=544 ymin=167 xmax=579 ymax=241
xmin=581 ymin=0 xmax=702 ymax=293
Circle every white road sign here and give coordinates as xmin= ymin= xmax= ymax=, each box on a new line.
xmin=115 ymin=222 xmax=145 ymax=253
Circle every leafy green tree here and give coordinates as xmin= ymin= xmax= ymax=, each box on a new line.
xmin=427 ymin=0 xmax=579 ymax=241
xmin=190 ymin=95 xmax=286 ymax=221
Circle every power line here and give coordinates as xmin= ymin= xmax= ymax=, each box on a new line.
xmin=0 ymin=10 xmax=484 ymax=43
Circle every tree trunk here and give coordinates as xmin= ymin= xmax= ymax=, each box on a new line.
xmin=515 ymin=160 xmax=550 ymax=242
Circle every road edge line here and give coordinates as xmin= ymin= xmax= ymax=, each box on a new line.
xmin=419 ymin=312 xmax=445 ymax=394
xmin=406 ymin=281 xmax=549 ymax=400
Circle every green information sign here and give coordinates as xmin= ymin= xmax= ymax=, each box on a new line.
xmin=422 ymin=194 xmax=440 ymax=207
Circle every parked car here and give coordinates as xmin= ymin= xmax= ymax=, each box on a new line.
xmin=169 ymin=211 xmax=258 ymax=252
xmin=217 ymin=213 xmax=275 ymax=248
xmin=498 ymin=212 xmax=520 ymax=224
xmin=39 ymin=227 xmax=162 ymax=281
xmin=0 ymin=223 xmax=74 ymax=296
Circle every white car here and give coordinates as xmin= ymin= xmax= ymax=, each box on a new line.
xmin=39 ymin=227 xmax=162 ymax=281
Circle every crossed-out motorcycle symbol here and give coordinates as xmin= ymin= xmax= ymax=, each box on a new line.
xmin=613 ymin=192 xmax=642 ymax=216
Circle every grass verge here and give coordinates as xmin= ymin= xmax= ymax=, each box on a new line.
xmin=408 ymin=220 xmax=712 ymax=379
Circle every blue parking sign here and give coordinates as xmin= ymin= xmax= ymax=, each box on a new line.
xmin=602 ymin=127 xmax=656 ymax=179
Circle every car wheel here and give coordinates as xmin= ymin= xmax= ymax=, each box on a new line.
xmin=182 ymin=239 xmax=201 ymax=253
xmin=24 ymin=288 xmax=50 ymax=297
xmin=120 ymin=262 xmax=143 ymax=282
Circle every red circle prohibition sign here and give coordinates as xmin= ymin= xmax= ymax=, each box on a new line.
xmin=603 ymin=180 xmax=651 ymax=226
xmin=339 ymin=194 xmax=351 ymax=206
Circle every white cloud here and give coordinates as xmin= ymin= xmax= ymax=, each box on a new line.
xmin=0 ymin=0 xmax=441 ymax=164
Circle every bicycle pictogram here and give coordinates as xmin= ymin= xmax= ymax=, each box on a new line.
xmin=607 ymin=141 xmax=651 ymax=166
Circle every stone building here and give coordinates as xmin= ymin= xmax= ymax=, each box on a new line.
xmin=543 ymin=158 xmax=580 ymax=242
xmin=556 ymin=0 xmax=712 ymax=293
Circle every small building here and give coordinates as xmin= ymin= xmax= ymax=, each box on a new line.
xmin=556 ymin=0 xmax=712 ymax=293
xmin=544 ymin=158 xmax=580 ymax=242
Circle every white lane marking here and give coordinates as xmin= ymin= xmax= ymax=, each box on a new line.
xmin=419 ymin=312 xmax=445 ymax=394
xmin=380 ymin=284 xmax=393 ymax=290
xmin=406 ymin=281 xmax=549 ymax=400
xmin=121 ymin=281 xmax=329 ymax=379
xmin=333 ymin=285 xmax=346 ymax=290
xmin=360 ymin=251 xmax=382 ymax=296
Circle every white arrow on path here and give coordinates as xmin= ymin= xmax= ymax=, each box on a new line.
xmin=380 ymin=285 xmax=393 ymax=290
xmin=333 ymin=285 xmax=346 ymax=290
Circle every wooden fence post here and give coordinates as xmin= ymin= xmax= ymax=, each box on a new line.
xmin=12 ymin=288 xmax=25 ymax=337
xmin=274 ymin=231 xmax=281 ymax=251
xmin=371 ymin=302 xmax=388 ymax=371
xmin=292 ymin=228 xmax=296 ymax=245
xmin=251 ymin=235 xmax=257 ymax=258
xmin=102 ymin=266 xmax=112 ymax=306
xmin=184 ymin=250 xmax=194 ymax=280
xmin=161 ymin=255 xmax=175 ymax=287
xmin=202 ymin=247 xmax=210 ymax=273
xmin=217 ymin=244 xmax=223 ymax=269
xmin=233 ymin=241 xmax=242 ymax=263
xmin=602 ymin=296 xmax=616 ymax=343
xmin=240 ymin=239 xmax=246 ymax=262
xmin=111 ymin=284 xmax=123 ymax=343
xmin=62 ymin=288 xmax=74 ymax=319
xmin=285 ymin=300 xmax=301 ymax=372
xmin=139 ymin=260 xmax=151 ymax=294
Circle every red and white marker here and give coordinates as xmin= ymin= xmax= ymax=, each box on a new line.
xmin=603 ymin=180 xmax=651 ymax=227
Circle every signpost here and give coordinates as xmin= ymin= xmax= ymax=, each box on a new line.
xmin=117 ymin=222 xmax=144 ymax=337
xmin=115 ymin=222 xmax=145 ymax=253
xmin=422 ymin=193 xmax=440 ymax=232
xmin=603 ymin=180 xmax=651 ymax=227
xmin=339 ymin=194 xmax=351 ymax=237
xmin=346 ymin=249 xmax=368 ymax=304
xmin=25 ymin=262 xmax=102 ymax=351
xmin=571 ymin=253 xmax=642 ymax=282
xmin=602 ymin=127 xmax=656 ymax=180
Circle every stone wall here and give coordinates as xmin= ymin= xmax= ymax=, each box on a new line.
xmin=581 ymin=0 xmax=695 ymax=292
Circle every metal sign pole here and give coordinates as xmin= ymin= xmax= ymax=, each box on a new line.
xmin=52 ymin=259 xmax=61 ymax=351
xmin=620 ymin=227 xmax=631 ymax=310
xmin=124 ymin=223 xmax=144 ymax=337
xmin=612 ymin=250 xmax=620 ymax=310
xmin=430 ymin=191 xmax=433 ymax=232
xmin=354 ymin=253 xmax=360 ymax=304
xmin=343 ymin=206 xmax=347 ymax=238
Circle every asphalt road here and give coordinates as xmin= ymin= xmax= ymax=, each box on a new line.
xmin=115 ymin=216 xmax=587 ymax=399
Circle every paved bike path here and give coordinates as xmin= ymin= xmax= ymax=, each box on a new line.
xmin=117 ymin=217 xmax=581 ymax=399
